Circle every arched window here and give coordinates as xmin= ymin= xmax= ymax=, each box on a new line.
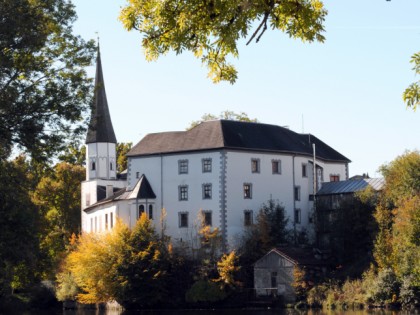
xmin=149 ymin=205 xmax=153 ymax=220
xmin=138 ymin=205 xmax=145 ymax=219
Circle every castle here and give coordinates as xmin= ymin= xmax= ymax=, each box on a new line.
xmin=81 ymin=50 xmax=351 ymax=249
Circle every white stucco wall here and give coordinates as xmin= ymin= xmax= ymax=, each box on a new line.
xmin=85 ymin=149 xmax=349 ymax=248
xmin=86 ymin=142 xmax=117 ymax=180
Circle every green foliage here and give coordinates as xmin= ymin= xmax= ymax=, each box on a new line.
xmin=188 ymin=110 xmax=258 ymax=129
xmin=32 ymin=162 xmax=85 ymax=276
xmin=374 ymin=151 xmax=420 ymax=290
xmin=238 ymin=199 xmax=291 ymax=287
xmin=0 ymin=0 xmax=96 ymax=161
xmin=403 ymin=52 xmax=420 ymax=111
xmin=185 ymin=280 xmax=226 ymax=303
xmin=0 ymin=157 xmax=40 ymax=297
xmin=321 ymin=280 xmax=366 ymax=310
xmin=119 ymin=0 xmax=327 ymax=84
xmin=116 ymin=142 xmax=132 ymax=173
xmin=55 ymin=272 xmax=79 ymax=302
xmin=58 ymin=144 xmax=86 ymax=166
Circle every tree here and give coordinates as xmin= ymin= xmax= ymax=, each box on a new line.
xmin=58 ymin=144 xmax=86 ymax=166
xmin=119 ymin=0 xmax=327 ymax=84
xmin=403 ymin=52 xmax=420 ymax=111
xmin=372 ymin=151 xmax=420 ymax=301
xmin=32 ymin=162 xmax=85 ymax=276
xmin=116 ymin=142 xmax=132 ymax=173
xmin=0 ymin=0 xmax=95 ymax=161
xmin=0 ymin=156 xmax=40 ymax=296
xmin=188 ymin=110 xmax=258 ymax=129
xmin=62 ymin=215 xmax=170 ymax=307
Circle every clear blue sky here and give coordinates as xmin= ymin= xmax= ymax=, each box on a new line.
xmin=72 ymin=0 xmax=420 ymax=177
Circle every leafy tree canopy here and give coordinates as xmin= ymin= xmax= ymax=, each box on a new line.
xmin=188 ymin=110 xmax=258 ymax=129
xmin=403 ymin=52 xmax=420 ymax=111
xmin=0 ymin=0 xmax=95 ymax=161
xmin=119 ymin=0 xmax=327 ymax=84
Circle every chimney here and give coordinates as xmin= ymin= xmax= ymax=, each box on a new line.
xmin=106 ymin=185 xmax=113 ymax=198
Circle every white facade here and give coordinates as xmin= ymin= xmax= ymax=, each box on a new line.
xmin=120 ymin=148 xmax=348 ymax=249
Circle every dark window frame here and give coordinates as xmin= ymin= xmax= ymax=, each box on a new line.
xmin=202 ymin=158 xmax=212 ymax=173
xmin=272 ymin=159 xmax=281 ymax=174
xmin=178 ymin=159 xmax=189 ymax=174
xmin=179 ymin=185 xmax=188 ymax=201
xmin=179 ymin=212 xmax=189 ymax=228
xmin=251 ymin=158 xmax=260 ymax=173
xmin=244 ymin=183 xmax=252 ymax=199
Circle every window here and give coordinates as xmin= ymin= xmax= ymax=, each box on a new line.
xmin=149 ymin=205 xmax=153 ymax=220
xmin=136 ymin=172 xmax=140 ymax=179
xmin=110 ymin=213 xmax=114 ymax=228
xmin=91 ymin=161 xmax=96 ymax=171
xmin=110 ymin=162 xmax=113 ymax=171
xmin=202 ymin=158 xmax=212 ymax=173
xmin=272 ymin=160 xmax=281 ymax=174
xmin=244 ymin=210 xmax=253 ymax=226
xmin=86 ymin=193 xmax=90 ymax=207
xmin=244 ymin=183 xmax=252 ymax=199
xmin=251 ymin=158 xmax=260 ymax=173
xmin=138 ymin=204 xmax=145 ymax=218
xmin=179 ymin=212 xmax=189 ymax=228
xmin=294 ymin=209 xmax=301 ymax=224
xmin=94 ymin=216 xmax=97 ymax=232
xmin=330 ymin=174 xmax=340 ymax=182
xmin=202 ymin=183 xmax=212 ymax=199
xmin=294 ymin=186 xmax=301 ymax=201
xmin=178 ymin=159 xmax=188 ymax=174
xmin=302 ymin=164 xmax=308 ymax=177
xmin=90 ymin=218 xmax=93 ymax=232
xmin=105 ymin=213 xmax=108 ymax=230
xmin=203 ymin=211 xmax=212 ymax=226
xmin=179 ymin=185 xmax=188 ymax=201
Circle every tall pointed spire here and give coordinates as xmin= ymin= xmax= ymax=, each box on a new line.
xmin=86 ymin=44 xmax=117 ymax=144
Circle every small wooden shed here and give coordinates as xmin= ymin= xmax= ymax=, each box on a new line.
xmin=254 ymin=247 xmax=329 ymax=302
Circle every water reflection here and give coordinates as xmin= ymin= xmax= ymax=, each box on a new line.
xmin=57 ymin=308 xmax=419 ymax=315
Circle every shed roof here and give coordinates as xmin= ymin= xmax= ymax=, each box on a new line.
xmin=128 ymin=120 xmax=350 ymax=163
xmin=317 ymin=178 xmax=384 ymax=195
xmin=255 ymin=247 xmax=330 ymax=268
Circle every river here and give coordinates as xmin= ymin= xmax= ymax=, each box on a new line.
xmin=20 ymin=309 xmax=420 ymax=315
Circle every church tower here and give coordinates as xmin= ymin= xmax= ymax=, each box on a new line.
xmin=81 ymin=46 xmax=127 ymax=232
xmin=85 ymin=46 xmax=117 ymax=180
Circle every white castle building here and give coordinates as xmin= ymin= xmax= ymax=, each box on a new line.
xmin=81 ymin=50 xmax=351 ymax=249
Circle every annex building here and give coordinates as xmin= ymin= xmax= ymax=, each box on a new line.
xmin=81 ymin=50 xmax=351 ymax=249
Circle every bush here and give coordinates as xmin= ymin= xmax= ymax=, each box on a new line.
xmin=307 ymin=284 xmax=327 ymax=308
xmin=371 ymin=268 xmax=400 ymax=305
xmin=185 ymin=280 xmax=226 ymax=303
xmin=400 ymin=275 xmax=420 ymax=308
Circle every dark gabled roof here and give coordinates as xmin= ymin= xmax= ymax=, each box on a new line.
xmin=130 ymin=174 xmax=156 ymax=199
xmin=317 ymin=178 xmax=384 ymax=196
xmin=86 ymin=46 xmax=117 ymax=144
xmin=127 ymin=120 xmax=350 ymax=163
xmin=84 ymin=175 xmax=156 ymax=212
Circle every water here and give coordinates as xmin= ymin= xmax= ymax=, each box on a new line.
xmin=21 ymin=309 xmax=419 ymax=315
